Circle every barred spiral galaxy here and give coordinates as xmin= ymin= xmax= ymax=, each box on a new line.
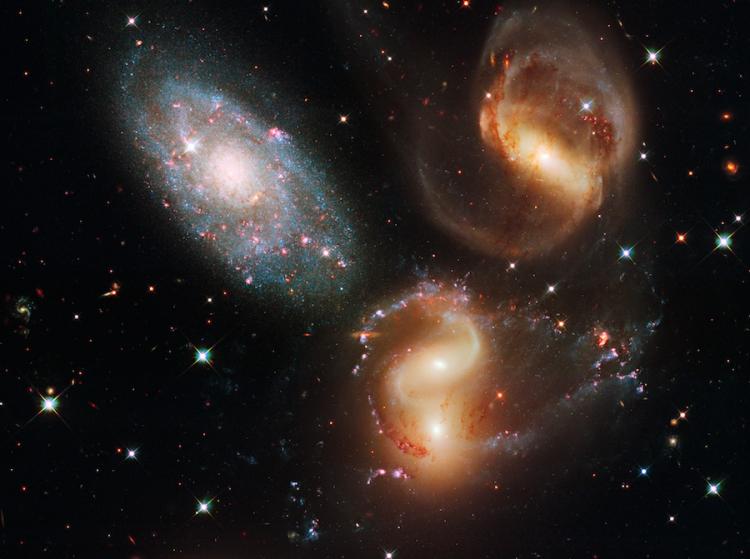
xmin=120 ymin=41 xmax=356 ymax=301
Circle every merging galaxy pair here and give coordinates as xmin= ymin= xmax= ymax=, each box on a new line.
xmin=354 ymin=274 xmax=658 ymax=486
xmin=121 ymin=39 xmax=355 ymax=299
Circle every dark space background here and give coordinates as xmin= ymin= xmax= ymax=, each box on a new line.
xmin=1 ymin=1 xmax=748 ymax=557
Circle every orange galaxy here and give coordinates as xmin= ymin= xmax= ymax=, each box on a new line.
xmin=356 ymin=282 xmax=500 ymax=482
xmin=419 ymin=7 xmax=637 ymax=259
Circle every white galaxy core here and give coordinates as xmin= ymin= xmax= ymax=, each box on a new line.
xmin=203 ymin=143 xmax=262 ymax=204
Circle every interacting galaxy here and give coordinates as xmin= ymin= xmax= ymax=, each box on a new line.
xmin=417 ymin=8 xmax=636 ymax=259
xmin=4 ymin=1 xmax=749 ymax=557
xmin=121 ymin=35 xmax=357 ymax=300
xmin=354 ymin=256 xmax=660 ymax=489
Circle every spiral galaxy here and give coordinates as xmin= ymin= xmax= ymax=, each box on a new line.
xmin=419 ymin=8 xmax=636 ymax=259
xmin=120 ymin=39 xmax=356 ymax=301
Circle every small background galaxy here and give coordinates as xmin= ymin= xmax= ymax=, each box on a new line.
xmin=2 ymin=1 xmax=750 ymax=558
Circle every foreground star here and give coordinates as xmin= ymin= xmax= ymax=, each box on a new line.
xmin=195 ymin=348 xmax=211 ymax=364
xmin=41 ymin=397 xmax=58 ymax=412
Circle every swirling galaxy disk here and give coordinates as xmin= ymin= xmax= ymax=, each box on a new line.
xmin=419 ymin=8 xmax=636 ymax=259
xmin=121 ymin=44 xmax=355 ymax=299
xmin=354 ymin=276 xmax=659 ymax=487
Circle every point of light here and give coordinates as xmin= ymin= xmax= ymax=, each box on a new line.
xmin=126 ymin=16 xmax=137 ymax=27
xmin=707 ymin=482 xmax=720 ymax=496
xmin=580 ymin=100 xmax=592 ymax=112
xmin=645 ymin=48 xmax=662 ymax=65
xmin=716 ymin=235 xmax=731 ymax=250
xmin=620 ymin=247 xmax=633 ymax=260
xmin=196 ymin=349 xmax=211 ymax=363
xmin=184 ymin=138 xmax=199 ymax=153
xmin=433 ymin=359 xmax=447 ymax=371
xmin=41 ymin=397 xmax=58 ymax=412
xmin=639 ymin=467 xmax=648 ymax=476
xmin=639 ymin=152 xmax=648 ymax=161
xmin=126 ymin=449 xmax=137 ymax=459
xmin=197 ymin=501 xmax=210 ymax=513
xmin=385 ymin=552 xmax=395 ymax=559
xmin=547 ymin=284 xmax=556 ymax=294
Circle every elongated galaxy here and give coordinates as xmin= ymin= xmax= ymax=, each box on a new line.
xmin=120 ymin=42 xmax=356 ymax=300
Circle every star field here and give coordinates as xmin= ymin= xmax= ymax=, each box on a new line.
xmin=2 ymin=1 xmax=749 ymax=558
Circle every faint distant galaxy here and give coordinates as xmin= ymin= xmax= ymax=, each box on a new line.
xmin=353 ymin=262 xmax=660 ymax=488
xmin=119 ymin=34 xmax=357 ymax=301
